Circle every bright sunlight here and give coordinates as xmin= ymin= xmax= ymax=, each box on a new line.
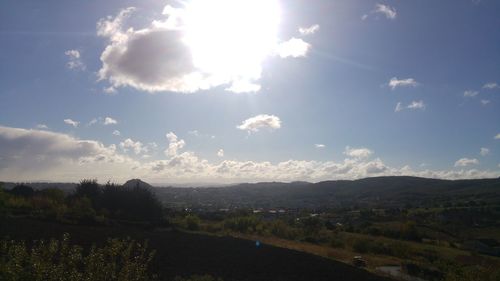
xmin=183 ymin=0 xmax=281 ymax=82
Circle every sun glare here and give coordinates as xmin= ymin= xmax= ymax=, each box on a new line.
xmin=183 ymin=0 xmax=281 ymax=81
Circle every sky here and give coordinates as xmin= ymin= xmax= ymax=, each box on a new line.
xmin=0 ymin=0 xmax=499 ymax=184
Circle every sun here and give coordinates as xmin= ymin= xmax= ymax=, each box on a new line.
xmin=182 ymin=0 xmax=281 ymax=82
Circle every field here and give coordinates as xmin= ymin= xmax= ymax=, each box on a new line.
xmin=0 ymin=217 xmax=391 ymax=281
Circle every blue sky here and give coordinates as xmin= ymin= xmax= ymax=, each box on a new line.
xmin=0 ymin=0 xmax=499 ymax=184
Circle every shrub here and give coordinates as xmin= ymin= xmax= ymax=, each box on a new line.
xmin=185 ymin=214 xmax=201 ymax=231
xmin=10 ymin=184 xmax=35 ymax=197
xmin=0 ymin=234 xmax=155 ymax=281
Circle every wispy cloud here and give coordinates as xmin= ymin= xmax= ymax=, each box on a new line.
xmin=463 ymin=90 xmax=479 ymax=97
xmin=480 ymin=147 xmax=490 ymax=156
xmin=454 ymin=158 xmax=479 ymax=167
xmin=299 ymin=24 xmax=320 ymax=35
xmin=388 ymin=77 xmax=418 ymax=90
xmin=217 ymin=149 xmax=224 ymax=158
xmin=395 ymin=100 xmax=426 ymax=112
xmin=315 ymin=144 xmax=326 ymax=149
xmin=64 ymin=49 xmax=85 ymax=71
xmin=375 ymin=4 xmax=397 ymax=19
xmin=495 ymin=133 xmax=500 ymax=140
xmin=63 ymin=119 xmax=79 ymax=128
xmin=483 ymin=82 xmax=498 ymax=89
xmin=36 ymin=124 xmax=48 ymax=130
xmin=104 ymin=117 xmax=118 ymax=125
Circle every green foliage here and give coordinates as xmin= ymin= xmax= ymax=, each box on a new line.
xmin=184 ymin=214 xmax=201 ymax=231
xmin=300 ymin=216 xmax=324 ymax=236
xmin=267 ymin=220 xmax=299 ymax=240
xmin=10 ymin=184 xmax=35 ymax=197
xmin=223 ymin=216 xmax=260 ymax=233
xmin=0 ymin=234 xmax=155 ymax=281
xmin=75 ymin=179 xmax=101 ymax=203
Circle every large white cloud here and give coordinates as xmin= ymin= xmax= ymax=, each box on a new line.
xmin=237 ymin=114 xmax=281 ymax=133
xmin=0 ymin=125 xmax=137 ymax=182
xmin=97 ymin=4 xmax=312 ymax=94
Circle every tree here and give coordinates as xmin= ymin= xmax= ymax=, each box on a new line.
xmin=10 ymin=184 xmax=35 ymax=197
xmin=75 ymin=179 xmax=101 ymax=205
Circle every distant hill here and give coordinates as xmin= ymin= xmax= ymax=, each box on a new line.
xmin=153 ymin=176 xmax=500 ymax=209
xmin=123 ymin=178 xmax=153 ymax=189
xmin=2 ymin=176 xmax=499 ymax=209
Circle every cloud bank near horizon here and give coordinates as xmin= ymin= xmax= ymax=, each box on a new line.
xmin=0 ymin=125 xmax=498 ymax=184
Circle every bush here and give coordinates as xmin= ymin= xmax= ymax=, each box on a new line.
xmin=0 ymin=234 xmax=155 ymax=281
xmin=10 ymin=184 xmax=35 ymax=197
xmin=223 ymin=216 xmax=260 ymax=233
xmin=75 ymin=179 xmax=101 ymax=204
xmin=185 ymin=214 xmax=201 ymax=231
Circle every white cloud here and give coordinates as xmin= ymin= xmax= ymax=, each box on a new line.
xmin=225 ymin=80 xmax=261 ymax=93
xmin=64 ymin=49 xmax=85 ymax=70
xmin=454 ymin=158 xmax=479 ymax=167
xmin=97 ymin=5 xmax=311 ymax=94
xmin=315 ymin=144 xmax=326 ymax=149
xmin=103 ymin=86 xmax=117 ymax=94
xmin=1 ymin=125 xmax=499 ymax=183
xmin=36 ymin=124 xmax=48 ymax=130
xmin=395 ymin=102 xmax=404 ymax=112
xmin=237 ymin=114 xmax=281 ymax=133
xmin=120 ymin=138 xmax=147 ymax=155
xmin=217 ymin=149 xmax=224 ymax=158
xmin=407 ymin=100 xmax=426 ymax=110
xmin=361 ymin=14 xmax=369 ymax=21
xmin=480 ymin=148 xmax=490 ymax=156
xmin=395 ymin=100 xmax=426 ymax=112
xmin=104 ymin=117 xmax=118 ymax=125
xmin=87 ymin=118 xmax=98 ymax=126
xmin=165 ymin=132 xmax=186 ymax=157
xmin=344 ymin=146 xmax=373 ymax=159
xmin=374 ymin=4 xmax=397 ymax=20
xmin=495 ymin=133 xmax=500 ymax=140
xmin=112 ymin=130 xmax=121 ymax=136
xmin=188 ymin=130 xmax=200 ymax=137
xmin=276 ymin=38 xmax=311 ymax=58
xmin=464 ymin=90 xmax=479 ymax=97
xmin=0 ymin=125 xmax=135 ymax=182
xmin=481 ymin=99 xmax=490 ymax=106
xmin=64 ymin=119 xmax=79 ymax=128
xmin=388 ymin=77 xmax=418 ymax=90
xmin=483 ymin=82 xmax=498 ymax=89
xmin=299 ymin=24 xmax=320 ymax=35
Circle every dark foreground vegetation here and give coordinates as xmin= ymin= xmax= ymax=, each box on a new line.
xmin=1 ymin=176 xmax=500 ymax=281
